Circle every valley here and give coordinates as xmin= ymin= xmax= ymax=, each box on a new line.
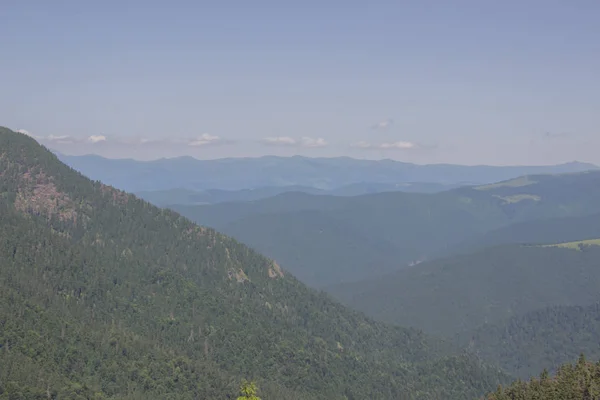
xmin=4 ymin=3 xmax=599 ymax=398
xmin=172 ymin=171 xmax=600 ymax=287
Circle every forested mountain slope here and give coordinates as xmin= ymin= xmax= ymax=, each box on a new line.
xmin=173 ymin=189 xmax=508 ymax=287
xmin=174 ymin=171 xmax=600 ymax=287
xmin=462 ymin=303 xmax=600 ymax=379
xmin=484 ymin=355 xmax=600 ymax=400
xmin=0 ymin=127 xmax=506 ymax=399
xmin=328 ymin=244 xmax=600 ymax=337
xmin=213 ymin=209 xmax=407 ymax=285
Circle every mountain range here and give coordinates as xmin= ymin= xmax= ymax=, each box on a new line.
xmin=135 ymin=181 xmax=466 ymax=207
xmin=56 ymin=152 xmax=597 ymax=194
xmin=6 ymin=126 xmax=600 ymax=398
xmin=165 ymin=163 xmax=600 ymax=382
xmin=172 ymin=170 xmax=600 ymax=287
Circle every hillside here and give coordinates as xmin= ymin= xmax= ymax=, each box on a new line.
xmin=462 ymin=303 xmax=600 ymax=379
xmin=328 ymin=244 xmax=600 ymax=337
xmin=484 ymin=355 xmax=600 ymax=400
xmin=173 ymin=171 xmax=600 ymax=287
xmin=212 ymin=209 xmax=406 ymax=285
xmin=173 ymin=190 xmax=509 ymax=287
xmin=0 ymin=127 xmax=507 ymax=399
xmin=57 ymin=152 xmax=597 ymax=193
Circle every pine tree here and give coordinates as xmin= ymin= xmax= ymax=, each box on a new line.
xmin=237 ymin=380 xmax=261 ymax=400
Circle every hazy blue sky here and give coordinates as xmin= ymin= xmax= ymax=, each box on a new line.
xmin=2 ymin=1 xmax=599 ymax=165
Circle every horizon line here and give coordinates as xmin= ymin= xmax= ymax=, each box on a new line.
xmin=51 ymin=149 xmax=598 ymax=169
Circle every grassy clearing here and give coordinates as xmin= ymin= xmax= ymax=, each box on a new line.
xmin=541 ymin=238 xmax=600 ymax=250
xmin=493 ymin=194 xmax=541 ymax=204
xmin=475 ymin=176 xmax=537 ymax=191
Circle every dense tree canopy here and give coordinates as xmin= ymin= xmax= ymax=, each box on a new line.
xmin=0 ymin=127 xmax=507 ymax=399
xmin=330 ymin=244 xmax=600 ymax=337
xmin=484 ymin=355 xmax=600 ymax=400
xmin=461 ymin=303 xmax=600 ymax=379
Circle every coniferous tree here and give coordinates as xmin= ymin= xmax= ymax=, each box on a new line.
xmin=237 ymin=381 xmax=261 ymax=400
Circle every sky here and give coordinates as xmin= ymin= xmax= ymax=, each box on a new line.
xmin=1 ymin=1 xmax=599 ymax=165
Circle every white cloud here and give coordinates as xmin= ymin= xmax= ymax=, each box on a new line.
xmin=17 ymin=129 xmax=35 ymax=137
xmin=45 ymin=135 xmax=75 ymax=144
xmin=372 ymin=119 xmax=394 ymax=130
xmin=300 ymin=137 xmax=328 ymax=148
xmin=16 ymin=129 xmax=46 ymax=140
xmin=47 ymin=135 xmax=70 ymax=141
xmin=23 ymin=130 xmax=229 ymax=149
xmin=261 ymin=136 xmax=328 ymax=148
xmin=188 ymin=133 xmax=221 ymax=146
xmin=380 ymin=141 xmax=416 ymax=149
xmin=261 ymin=136 xmax=297 ymax=146
xmin=353 ymin=140 xmax=418 ymax=150
xmin=16 ymin=129 xmax=75 ymax=143
xmin=88 ymin=135 xmax=107 ymax=143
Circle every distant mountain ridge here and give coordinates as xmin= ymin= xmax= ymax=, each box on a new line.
xmin=135 ymin=181 xmax=467 ymax=207
xmin=56 ymin=152 xmax=598 ymax=193
xmin=173 ymin=170 xmax=600 ymax=287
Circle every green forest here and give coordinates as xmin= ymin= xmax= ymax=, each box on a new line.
xmin=4 ymin=2 xmax=600 ymax=398
xmin=461 ymin=303 xmax=600 ymax=379
xmin=484 ymin=355 xmax=600 ymax=400
xmin=0 ymin=128 xmax=508 ymax=399
xmin=329 ymin=244 xmax=600 ymax=336
xmin=3 ymin=124 xmax=600 ymax=399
